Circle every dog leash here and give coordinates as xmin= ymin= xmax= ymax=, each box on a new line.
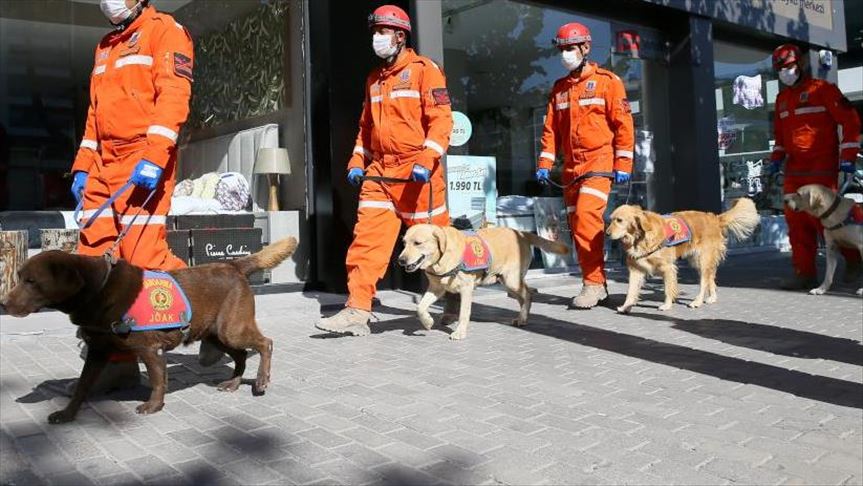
xmin=74 ymin=181 xmax=158 ymax=262
xmin=360 ymin=175 xmax=435 ymax=224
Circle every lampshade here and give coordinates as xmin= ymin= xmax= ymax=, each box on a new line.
xmin=254 ymin=148 xmax=291 ymax=175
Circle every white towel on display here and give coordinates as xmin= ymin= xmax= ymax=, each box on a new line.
xmin=732 ymin=74 xmax=764 ymax=110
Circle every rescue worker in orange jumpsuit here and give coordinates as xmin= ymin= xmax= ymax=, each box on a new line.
xmin=316 ymin=5 xmax=453 ymax=336
xmin=71 ymin=0 xmax=192 ymax=271
xmin=769 ymin=44 xmax=861 ymax=290
xmin=68 ymin=0 xmax=193 ymax=378
xmin=535 ymin=22 xmax=635 ymax=309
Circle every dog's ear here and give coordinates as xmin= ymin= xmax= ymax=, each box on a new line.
xmin=429 ymin=226 xmax=463 ymax=274
xmin=807 ymin=188 xmax=822 ymax=212
xmin=630 ymin=213 xmax=645 ymax=238
xmin=433 ymin=225 xmax=448 ymax=258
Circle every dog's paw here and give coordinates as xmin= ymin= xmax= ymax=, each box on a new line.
xmin=135 ymin=401 xmax=164 ymax=415
xmin=418 ymin=313 xmax=435 ymax=330
xmin=47 ymin=409 xmax=75 ymax=424
xmin=658 ymin=302 xmax=673 ymax=311
xmin=253 ymin=373 xmax=269 ymax=396
xmin=616 ymin=304 xmax=633 ymax=314
xmin=511 ymin=317 xmax=527 ymax=327
xmin=705 ymin=295 xmax=717 ymax=304
xmin=688 ymin=301 xmax=703 ymax=309
xmin=449 ymin=327 xmax=467 ymax=340
xmin=217 ymin=377 xmax=241 ymax=392
xmin=809 ymin=287 xmax=827 ymax=295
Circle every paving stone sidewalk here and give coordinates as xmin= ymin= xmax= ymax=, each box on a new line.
xmin=1 ymin=252 xmax=862 ymax=485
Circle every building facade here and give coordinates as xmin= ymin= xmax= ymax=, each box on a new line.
xmin=0 ymin=0 xmax=856 ymax=293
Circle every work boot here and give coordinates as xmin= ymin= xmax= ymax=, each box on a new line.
xmin=780 ymin=274 xmax=818 ymax=291
xmin=570 ymin=283 xmax=609 ymax=309
xmin=842 ymin=260 xmax=862 ymax=284
xmin=315 ymin=307 xmax=372 ymax=336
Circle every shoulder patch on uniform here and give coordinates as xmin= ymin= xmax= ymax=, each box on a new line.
xmin=173 ymin=52 xmax=193 ymax=81
xmin=431 ymin=88 xmax=451 ymax=105
xmin=620 ymin=99 xmax=631 ymax=113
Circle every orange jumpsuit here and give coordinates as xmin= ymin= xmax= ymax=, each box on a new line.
xmin=771 ymin=77 xmax=861 ymax=278
xmin=73 ymin=6 xmax=193 ymax=271
xmin=345 ymin=48 xmax=453 ymax=311
xmin=538 ymin=62 xmax=634 ymax=284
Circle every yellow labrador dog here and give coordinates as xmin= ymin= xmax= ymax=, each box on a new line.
xmin=607 ymin=198 xmax=760 ymax=313
xmin=398 ymin=225 xmax=568 ymax=340
xmin=784 ymin=184 xmax=863 ymax=296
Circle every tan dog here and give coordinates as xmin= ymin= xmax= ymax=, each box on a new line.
xmin=607 ymin=198 xmax=759 ymax=313
xmin=784 ymin=184 xmax=863 ymax=296
xmin=398 ymin=225 xmax=568 ymax=340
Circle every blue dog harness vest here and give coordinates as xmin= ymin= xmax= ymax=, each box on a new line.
xmin=111 ymin=271 xmax=192 ymax=335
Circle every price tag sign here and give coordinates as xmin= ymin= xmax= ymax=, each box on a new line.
xmin=450 ymin=111 xmax=472 ymax=147
xmin=446 ymin=155 xmax=496 ymax=230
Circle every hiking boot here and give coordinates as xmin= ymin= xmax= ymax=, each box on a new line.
xmin=780 ymin=274 xmax=818 ymax=291
xmin=570 ymin=284 xmax=609 ymax=309
xmin=315 ymin=307 xmax=372 ymax=336
xmin=842 ymin=260 xmax=862 ymax=283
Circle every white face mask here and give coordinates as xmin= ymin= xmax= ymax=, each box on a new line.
xmin=561 ymin=49 xmax=584 ymax=72
xmin=778 ymin=66 xmax=799 ymax=86
xmin=372 ymin=33 xmax=398 ymax=59
xmin=100 ymin=0 xmax=136 ymax=25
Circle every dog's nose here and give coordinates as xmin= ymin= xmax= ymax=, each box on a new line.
xmin=397 ymin=255 xmax=407 ymax=265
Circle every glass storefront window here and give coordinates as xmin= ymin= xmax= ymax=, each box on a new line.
xmin=714 ymin=41 xmax=784 ymax=214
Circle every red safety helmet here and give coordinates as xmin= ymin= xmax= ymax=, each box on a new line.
xmin=553 ymin=22 xmax=591 ymax=48
xmin=772 ymin=44 xmax=801 ymax=70
xmin=368 ymin=5 xmax=411 ymax=33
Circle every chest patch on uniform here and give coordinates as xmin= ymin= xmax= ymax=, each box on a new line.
xmin=119 ymin=271 xmax=192 ymax=333
xmin=662 ymin=215 xmax=692 ymax=247
xmin=432 ymin=88 xmax=451 ymax=105
xmin=173 ymin=52 xmax=193 ymax=80
xmin=799 ymin=91 xmax=809 ymax=103
xmin=128 ymin=31 xmax=141 ymax=47
xmin=585 ymin=80 xmax=596 ymax=91
xmin=846 ymin=204 xmax=863 ymax=225
xmin=460 ymin=232 xmax=492 ymax=272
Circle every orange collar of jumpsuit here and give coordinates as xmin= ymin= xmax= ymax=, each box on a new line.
xmin=566 ymin=62 xmax=597 ymax=83
xmin=109 ymin=5 xmax=155 ymax=39
xmin=379 ymin=48 xmax=419 ymax=76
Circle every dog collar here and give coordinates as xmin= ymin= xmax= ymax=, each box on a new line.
xmin=818 ymin=194 xmax=842 ymax=220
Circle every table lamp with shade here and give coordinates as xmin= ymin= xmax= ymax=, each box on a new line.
xmin=254 ymin=148 xmax=291 ymax=211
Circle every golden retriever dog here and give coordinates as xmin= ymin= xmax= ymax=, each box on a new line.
xmin=398 ymin=225 xmax=568 ymax=340
xmin=607 ymin=198 xmax=759 ymax=313
xmin=784 ymin=184 xmax=863 ymax=296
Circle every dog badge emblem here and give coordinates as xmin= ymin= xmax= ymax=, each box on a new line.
xmin=149 ymin=286 xmax=173 ymax=311
xmin=460 ymin=232 xmax=492 ymax=272
xmin=661 ymin=215 xmax=693 ymax=246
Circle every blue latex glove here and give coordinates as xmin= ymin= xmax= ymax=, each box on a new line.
xmin=839 ymin=160 xmax=855 ymax=174
xmin=71 ymin=171 xmax=88 ymax=203
xmin=411 ymin=164 xmax=430 ymax=183
xmin=535 ymin=168 xmax=550 ymax=184
xmin=347 ymin=167 xmax=364 ymax=186
xmin=613 ymin=170 xmax=631 ymax=184
xmin=129 ymin=160 xmax=163 ymax=190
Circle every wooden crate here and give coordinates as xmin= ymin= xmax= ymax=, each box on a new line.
xmin=41 ymin=229 xmax=80 ymax=253
xmin=0 ymin=230 xmax=29 ymax=298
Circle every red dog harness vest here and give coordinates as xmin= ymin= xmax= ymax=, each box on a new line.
xmin=112 ymin=271 xmax=192 ymax=334
xmin=460 ymin=231 xmax=493 ymax=272
xmin=661 ymin=215 xmax=692 ymax=247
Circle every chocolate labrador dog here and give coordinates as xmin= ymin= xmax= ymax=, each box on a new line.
xmin=0 ymin=237 xmax=297 ymax=423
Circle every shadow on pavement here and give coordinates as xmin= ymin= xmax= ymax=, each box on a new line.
xmin=628 ymin=311 xmax=863 ymax=367
xmin=461 ymin=301 xmax=863 ymax=409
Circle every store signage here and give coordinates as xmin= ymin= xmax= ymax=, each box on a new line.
xmin=450 ymin=111 xmax=473 ymax=147
xmin=445 ymin=155 xmax=496 ymax=230
xmin=757 ymin=0 xmax=832 ymax=30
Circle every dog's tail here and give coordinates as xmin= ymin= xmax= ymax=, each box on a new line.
xmin=718 ymin=197 xmax=760 ymax=241
xmin=230 ymin=237 xmax=298 ymax=277
xmin=521 ymin=232 xmax=569 ymax=255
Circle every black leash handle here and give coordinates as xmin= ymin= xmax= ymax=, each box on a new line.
xmin=360 ymin=175 xmax=435 ymax=224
